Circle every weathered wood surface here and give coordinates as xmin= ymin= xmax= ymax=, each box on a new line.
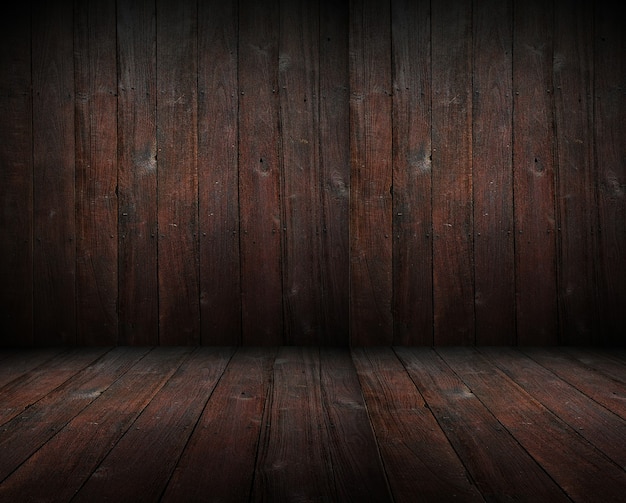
xmin=0 ymin=347 xmax=624 ymax=502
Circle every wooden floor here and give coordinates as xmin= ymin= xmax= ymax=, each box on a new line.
xmin=0 ymin=347 xmax=624 ymax=502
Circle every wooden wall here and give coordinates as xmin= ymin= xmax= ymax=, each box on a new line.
xmin=0 ymin=0 xmax=623 ymax=347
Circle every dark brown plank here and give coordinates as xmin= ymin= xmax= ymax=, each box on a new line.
xmin=440 ymin=347 xmax=626 ymax=502
xmin=0 ymin=2 xmax=32 ymax=348
xmin=395 ymin=347 xmax=570 ymax=502
xmin=0 ymin=348 xmax=108 ymax=426
xmin=161 ymin=347 xmax=274 ymax=503
xmin=32 ymin=0 xmax=76 ymax=345
xmin=279 ymin=0 xmax=323 ymax=344
xmin=562 ymin=347 xmax=626 ymax=385
xmin=594 ymin=1 xmax=626 ymax=345
xmin=319 ymin=348 xmax=392 ymax=502
xmin=481 ymin=347 xmax=626 ymax=469
xmin=239 ymin=0 xmax=283 ymax=344
xmin=74 ymin=0 xmax=118 ymax=345
xmin=73 ymin=347 xmax=234 ymax=503
xmin=197 ymin=0 xmax=241 ymax=345
xmin=252 ymin=347 xmax=336 ymax=501
xmin=391 ymin=0 xmax=433 ymax=345
xmin=319 ymin=0 xmax=350 ymax=345
xmin=351 ymin=348 xmax=483 ymax=502
xmin=0 ymin=347 xmax=148 ymax=482
xmin=156 ymin=0 xmax=199 ymax=345
xmin=431 ymin=0 xmax=474 ymax=344
xmin=472 ymin=0 xmax=515 ymax=344
xmin=0 ymin=347 xmax=192 ymax=501
xmin=117 ymin=0 xmax=158 ymax=345
xmin=513 ymin=0 xmax=559 ymax=344
xmin=553 ymin=0 xmax=597 ymax=344
xmin=349 ymin=0 xmax=393 ymax=345
xmin=523 ymin=348 xmax=626 ymax=421
xmin=0 ymin=349 xmax=65 ymax=389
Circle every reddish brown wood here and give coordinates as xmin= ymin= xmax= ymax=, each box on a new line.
xmin=117 ymin=0 xmax=159 ymax=345
xmin=156 ymin=0 xmax=200 ymax=345
xmin=73 ymin=348 xmax=233 ymax=503
xmin=431 ymin=0 xmax=474 ymax=345
xmin=594 ymin=1 xmax=626 ymax=345
xmin=0 ymin=349 xmax=63 ymax=389
xmin=239 ymin=0 xmax=284 ymax=344
xmin=197 ymin=0 xmax=241 ymax=345
xmin=0 ymin=3 xmax=32 ymax=347
xmin=320 ymin=348 xmax=392 ymax=501
xmin=0 ymin=347 xmax=148 ymax=481
xmin=513 ymin=0 xmax=559 ymax=344
xmin=472 ymin=0 xmax=515 ymax=345
xmin=440 ymin=347 xmax=626 ymax=502
xmin=319 ymin=0 xmax=350 ymax=345
xmin=0 ymin=348 xmax=108 ymax=426
xmin=391 ymin=0 xmax=433 ymax=345
xmin=74 ymin=0 xmax=118 ymax=345
xmin=32 ymin=0 xmax=76 ymax=345
xmin=352 ymin=348 xmax=483 ymax=502
xmin=161 ymin=347 xmax=274 ymax=503
xmin=349 ymin=0 xmax=393 ymax=345
xmin=553 ymin=0 xmax=597 ymax=344
xmin=253 ymin=347 xmax=336 ymax=501
xmin=279 ymin=0 xmax=324 ymax=344
xmin=0 ymin=347 xmax=193 ymax=502
xmin=395 ymin=347 xmax=570 ymax=502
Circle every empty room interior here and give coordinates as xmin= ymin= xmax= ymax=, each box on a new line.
xmin=0 ymin=0 xmax=624 ymax=501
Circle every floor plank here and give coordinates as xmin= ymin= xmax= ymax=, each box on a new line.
xmin=352 ymin=347 xmax=484 ymax=502
xmin=0 ymin=348 xmax=65 ymax=389
xmin=439 ymin=347 xmax=626 ymax=503
xmin=395 ymin=347 xmax=571 ymax=502
xmin=160 ymin=347 xmax=274 ymax=503
xmin=0 ymin=347 xmax=193 ymax=502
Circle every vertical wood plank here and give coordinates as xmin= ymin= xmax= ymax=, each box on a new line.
xmin=198 ymin=0 xmax=241 ymax=345
xmin=279 ymin=0 xmax=323 ymax=344
xmin=431 ymin=0 xmax=474 ymax=344
xmin=156 ymin=0 xmax=200 ymax=345
xmin=0 ymin=3 xmax=33 ymax=347
xmin=513 ymin=0 xmax=559 ymax=345
xmin=319 ymin=0 xmax=350 ymax=345
xmin=32 ymin=0 xmax=76 ymax=345
xmin=594 ymin=0 xmax=626 ymax=345
xmin=117 ymin=0 xmax=159 ymax=345
xmin=239 ymin=0 xmax=283 ymax=344
xmin=74 ymin=0 xmax=118 ymax=345
xmin=391 ymin=0 xmax=433 ymax=345
xmin=349 ymin=0 xmax=393 ymax=345
xmin=553 ymin=0 xmax=597 ymax=344
xmin=472 ymin=0 xmax=515 ymax=344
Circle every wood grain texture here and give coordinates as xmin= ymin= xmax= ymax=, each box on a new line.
xmin=279 ymin=0 xmax=324 ymax=344
xmin=395 ymin=347 xmax=570 ymax=502
xmin=0 ymin=2 xmax=32 ymax=347
xmin=553 ymin=0 xmax=598 ymax=344
xmin=319 ymin=0 xmax=350 ymax=345
xmin=513 ymin=0 xmax=559 ymax=344
xmin=161 ymin=347 xmax=274 ymax=503
xmin=594 ymin=0 xmax=626 ymax=345
xmin=349 ymin=0 xmax=394 ymax=345
xmin=32 ymin=0 xmax=76 ymax=345
xmin=239 ymin=0 xmax=284 ymax=344
xmin=391 ymin=0 xmax=433 ymax=345
xmin=198 ymin=0 xmax=241 ymax=344
xmin=117 ymin=0 xmax=159 ymax=345
xmin=352 ymin=348 xmax=483 ymax=502
xmin=472 ymin=0 xmax=515 ymax=344
xmin=440 ymin=347 xmax=626 ymax=502
xmin=431 ymin=0 xmax=475 ymax=345
xmin=156 ymin=0 xmax=200 ymax=345
xmin=74 ymin=0 xmax=118 ymax=345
